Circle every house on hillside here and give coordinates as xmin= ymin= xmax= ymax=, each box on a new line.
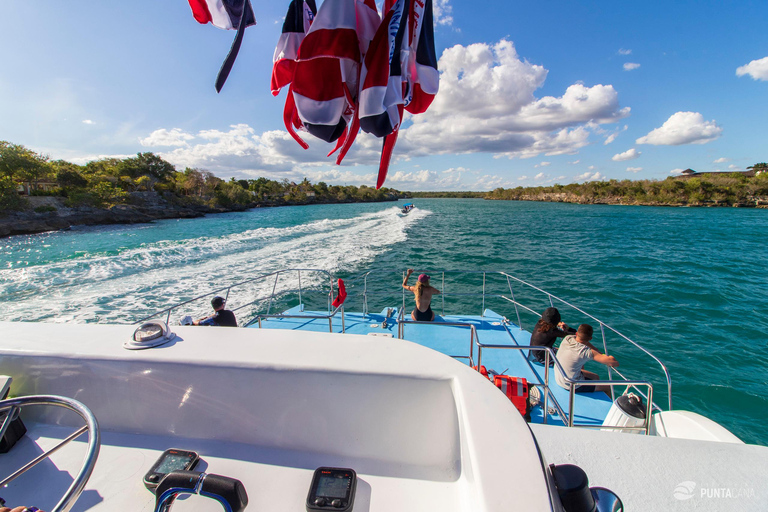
xmin=677 ymin=168 xmax=757 ymax=179
xmin=17 ymin=181 xmax=58 ymax=195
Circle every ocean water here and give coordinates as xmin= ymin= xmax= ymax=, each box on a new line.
xmin=1 ymin=198 xmax=766 ymax=445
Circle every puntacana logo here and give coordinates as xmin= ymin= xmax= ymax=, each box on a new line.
xmin=674 ymin=481 xmax=696 ymax=501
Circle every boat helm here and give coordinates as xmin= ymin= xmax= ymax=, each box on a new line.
xmin=124 ymin=321 xmax=177 ymax=350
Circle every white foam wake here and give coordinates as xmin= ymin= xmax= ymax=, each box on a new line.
xmin=0 ymin=206 xmax=431 ymax=323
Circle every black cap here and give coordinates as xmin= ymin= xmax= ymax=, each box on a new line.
xmin=542 ymin=307 xmax=561 ymax=325
xmin=211 ymin=296 xmax=225 ymax=308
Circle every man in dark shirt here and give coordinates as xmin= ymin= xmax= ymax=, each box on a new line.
xmin=194 ymin=296 xmax=237 ymax=327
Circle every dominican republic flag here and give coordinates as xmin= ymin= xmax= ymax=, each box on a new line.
xmin=289 ymin=0 xmax=380 ymax=144
xmin=187 ymin=0 xmax=257 ymax=92
xmin=271 ymin=0 xmax=317 ymax=96
xmin=404 ymin=0 xmax=438 ymax=114
xmin=187 ymin=0 xmax=255 ymax=30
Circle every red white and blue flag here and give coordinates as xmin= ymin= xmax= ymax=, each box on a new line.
xmin=271 ymin=0 xmax=317 ymax=96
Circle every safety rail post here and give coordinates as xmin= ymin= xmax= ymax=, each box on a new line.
xmin=598 ymin=322 xmax=615 ymax=401
xmin=298 ymin=270 xmax=303 ymax=312
xmin=568 ymin=385 xmax=576 ymax=427
xmin=363 ymin=272 xmax=369 ymax=317
xmin=342 ymin=305 xmax=346 ymax=333
xmin=267 ymin=272 xmax=280 ymax=315
xmin=481 ymin=272 xmax=486 ymax=317
xmin=165 ymin=309 xmax=172 ymax=326
xmin=441 ymin=271 xmax=445 ymax=316
xmin=543 ymin=351 xmax=550 ymax=425
xmin=506 ymin=275 xmax=522 ymax=328
xmin=402 ymin=270 xmax=406 ymax=317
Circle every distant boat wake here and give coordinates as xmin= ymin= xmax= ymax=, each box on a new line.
xmin=0 ymin=206 xmax=430 ymax=323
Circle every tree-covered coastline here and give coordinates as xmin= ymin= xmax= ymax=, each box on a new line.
xmin=0 ymin=141 xmax=407 ymax=236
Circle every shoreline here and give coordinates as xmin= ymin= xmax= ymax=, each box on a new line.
xmin=0 ymin=193 xmax=403 ymax=238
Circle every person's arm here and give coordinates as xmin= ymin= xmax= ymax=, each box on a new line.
xmin=402 ymin=269 xmax=415 ymax=291
xmin=195 ymin=315 xmax=216 ymax=326
xmin=592 ymin=351 xmax=619 ymax=367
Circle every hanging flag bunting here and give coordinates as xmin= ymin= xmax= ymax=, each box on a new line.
xmin=266 ymin=0 xmax=438 ymax=190
xmin=271 ymin=0 xmax=317 ymax=96
xmin=187 ymin=0 xmax=257 ymax=92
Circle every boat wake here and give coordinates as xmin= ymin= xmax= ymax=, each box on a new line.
xmin=0 ymin=206 xmax=431 ymax=323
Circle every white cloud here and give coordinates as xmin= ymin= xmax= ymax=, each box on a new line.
xmin=82 ymin=119 xmax=95 ymax=125
xmin=140 ymin=128 xmax=196 ymax=147
xmin=736 ymin=56 xmax=768 ymax=81
xmin=728 ymin=164 xmax=739 ymax=170
xmin=401 ymin=39 xmax=629 ymax=160
xmin=588 ymin=165 xmax=596 ymax=170
xmin=433 ymin=0 xmax=454 ymax=26
xmin=713 ymin=157 xmax=729 ymax=163
xmin=604 ymin=125 xmax=627 ymax=145
xmin=569 ymin=160 xmax=580 ymax=164
xmin=535 ymin=161 xmax=551 ymax=167
xmin=518 ymin=175 xmax=528 ymax=181
xmin=623 ymin=63 xmax=641 ymax=71
xmin=669 ymin=168 xmax=685 ymax=175
xmin=612 ymin=148 xmax=641 ymax=161
xmin=636 ymin=112 xmax=722 ymax=145
xmin=574 ymin=171 xmax=604 ymax=182
xmin=618 ymin=49 xmax=632 ymax=55
xmin=534 ymin=172 xmax=547 ymax=181
xmin=626 ymin=167 xmax=642 ymax=173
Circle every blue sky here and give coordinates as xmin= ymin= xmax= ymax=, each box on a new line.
xmin=1 ymin=0 xmax=767 ymax=190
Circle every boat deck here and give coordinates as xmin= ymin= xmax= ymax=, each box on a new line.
xmin=250 ymin=307 xmax=613 ymax=426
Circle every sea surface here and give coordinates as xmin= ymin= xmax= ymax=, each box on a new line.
xmin=1 ymin=198 xmax=767 ymax=445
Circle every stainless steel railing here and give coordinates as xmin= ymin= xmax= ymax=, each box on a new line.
xmin=356 ymin=268 xmax=672 ymax=410
xmin=136 ymin=268 xmax=336 ymax=327
xmin=475 ymin=343 xmax=654 ymax=433
xmin=396 ymin=309 xmax=476 ymax=367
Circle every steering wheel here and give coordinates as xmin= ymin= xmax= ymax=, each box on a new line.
xmin=0 ymin=395 xmax=101 ymax=512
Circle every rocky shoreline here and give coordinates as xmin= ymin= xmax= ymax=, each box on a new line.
xmin=0 ymin=192 xmax=399 ymax=238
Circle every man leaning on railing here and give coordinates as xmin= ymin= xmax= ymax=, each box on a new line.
xmin=554 ymin=324 xmax=618 ymax=395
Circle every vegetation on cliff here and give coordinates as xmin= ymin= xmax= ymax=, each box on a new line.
xmin=486 ymin=171 xmax=768 ymax=206
xmin=0 ymin=141 xmax=404 ymax=214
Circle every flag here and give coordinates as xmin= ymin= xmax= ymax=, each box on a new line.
xmin=271 ymin=0 xmax=317 ymax=96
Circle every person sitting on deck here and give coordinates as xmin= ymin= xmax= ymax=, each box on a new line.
xmin=530 ymin=307 xmax=576 ymax=364
xmin=193 ymin=296 xmax=237 ymax=327
xmin=554 ymin=324 xmax=618 ymax=395
xmin=402 ymin=269 xmax=440 ymax=322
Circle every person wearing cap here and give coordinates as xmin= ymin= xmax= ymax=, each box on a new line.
xmin=529 ymin=307 xmax=576 ymax=364
xmin=193 ymin=296 xmax=237 ymax=327
xmin=402 ymin=269 xmax=440 ymax=321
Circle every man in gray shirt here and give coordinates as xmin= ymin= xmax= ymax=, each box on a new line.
xmin=555 ymin=324 xmax=618 ymax=395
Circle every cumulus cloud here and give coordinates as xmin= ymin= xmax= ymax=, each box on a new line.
xmin=574 ymin=171 xmax=604 ymax=182
xmin=736 ymin=56 xmax=768 ymax=81
xmin=713 ymin=157 xmax=729 ymax=163
xmin=137 ymin=39 xmax=631 ymax=185
xmin=618 ymin=49 xmax=632 ymax=55
xmin=623 ymin=63 xmax=641 ymax=71
xmin=728 ymin=164 xmax=739 ymax=170
xmin=82 ymin=119 xmax=95 ymax=125
xmin=141 ymin=128 xmax=196 ymax=147
xmin=535 ymin=161 xmax=551 ymax=167
xmin=569 ymin=160 xmax=580 ymax=164
xmin=636 ymin=112 xmax=722 ymax=145
xmin=401 ymin=39 xmax=629 ymax=160
xmin=433 ymin=0 xmax=454 ymax=26
xmin=626 ymin=167 xmax=642 ymax=173
xmin=612 ymin=148 xmax=641 ymax=161
xmin=669 ymin=168 xmax=685 ymax=175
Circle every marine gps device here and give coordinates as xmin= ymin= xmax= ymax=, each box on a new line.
xmin=306 ymin=467 xmax=357 ymax=512
xmin=143 ymin=449 xmax=200 ymax=492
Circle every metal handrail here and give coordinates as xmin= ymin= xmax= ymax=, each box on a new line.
xmin=397 ymin=310 xmax=476 ymax=368
xmin=246 ymin=305 xmax=346 ymax=333
xmin=475 ymin=343 xmax=654 ymax=434
xmin=356 ymin=269 xmax=672 ymax=410
xmin=135 ymin=268 xmax=335 ymax=326
xmin=0 ymin=395 xmax=101 ymax=512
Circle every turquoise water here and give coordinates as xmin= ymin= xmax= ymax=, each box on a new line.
xmin=1 ymin=198 xmax=766 ymax=445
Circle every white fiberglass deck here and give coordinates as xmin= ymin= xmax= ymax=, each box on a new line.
xmin=250 ymin=307 xmax=614 ymax=426
xmin=0 ymin=321 xmax=553 ymax=512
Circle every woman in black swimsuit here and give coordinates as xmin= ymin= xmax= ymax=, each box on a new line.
xmin=402 ymin=269 xmax=440 ymax=321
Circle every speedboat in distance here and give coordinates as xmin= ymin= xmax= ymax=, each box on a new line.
xmin=1 ymin=268 xmax=765 ymax=511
